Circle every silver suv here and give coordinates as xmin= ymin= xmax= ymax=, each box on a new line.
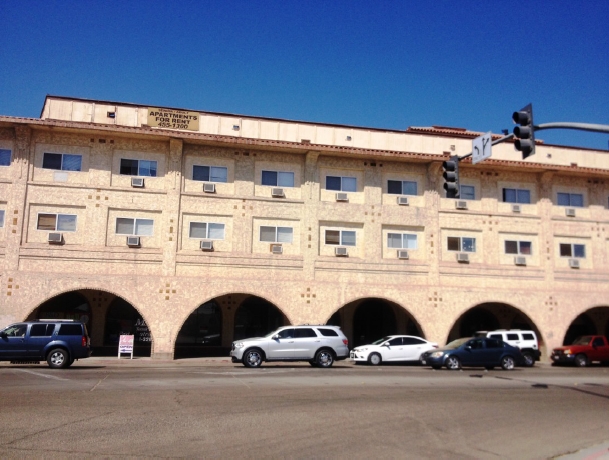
xmin=475 ymin=330 xmax=540 ymax=367
xmin=230 ymin=325 xmax=349 ymax=368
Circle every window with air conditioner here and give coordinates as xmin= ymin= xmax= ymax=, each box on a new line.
xmin=42 ymin=153 xmax=82 ymax=171
xmin=47 ymin=232 xmax=63 ymax=243
xmin=120 ymin=159 xmax=157 ymax=177
xmin=261 ymin=170 xmax=294 ymax=188
xmin=559 ymin=243 xmax=585 ymax=258
xmin=459 ymin=185 xmax=475 ymax=200
xmin=126 ymin=236 xmax=140 ymax=247
xmin=37 ymin=213 xmax=77 ymax=232
xmin=326 ymin=175 xmax=357 ymax=192
xmin=203 ymin=183 xmax=216 ymax=193
xmin=200 ymin=240 xmax=214 ymax=251
xmin=193 ymin=165 xmax=228 ymax=183
xmin=504 ymin=240 xmax=532 ymax=255
xmin=115 ymin=217 xmax=154 ymax=236
xmin=335 ymin=247 xmax=348 ymax=256
xmin=131 ymin=177 xmax=144 ymax=187
xmin=514 ymin=256 xmax=527 ymax=266
xmin=387 ymin=233 xmax=417 ymax=250
xmin=447 ymin=236 xmax=476 ymax=253
xmin=271 ymin=244 xmax=283 ymax=254
xmin=189 ymin=222 xmax=225 ymax=240
xmin=325 ymin=229 xmax=356 ymax=246
xmin=503 ymin=188 xmax=531 ymax=204
xmin=259 ymin=226 xmax=293 ymax=244
xmin=387 ymin=180 xmax=417 ymax=196
xmin=557 ymin=192 xmax=584 ymax=207
xmin=0 ymin=149 xmax=11 ymax=167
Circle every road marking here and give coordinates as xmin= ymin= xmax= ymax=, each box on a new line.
xmin=90 ymin=374 xmax=109 ymax=391
xmin=13 ymin=369 xmax=68 ymax=381
xmin=192 ymin=369 xmax=297 ymax=376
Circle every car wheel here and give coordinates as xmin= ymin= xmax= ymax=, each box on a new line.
xmin=445 ymin=355 xmax=461 ymax=370
xmin=315 ymin=349 xmax=334 ymax=368
xmin=243 ymin=349 xmax=263 ymax=368
xmin=47 ymin=348 xmax=69 ymax=369
xmin=501 ymin=356 xmax=515 ymax=370
xmin=368 ymin=353 xmax=382 ymax=366
xmin=574 ymin=354 xmax=588 ymax=367
xmin=522 ymin=352 xmax=535 ymax=367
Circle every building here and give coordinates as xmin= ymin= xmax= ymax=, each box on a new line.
xmin=0 ymin=95 xmax=608 ymax=359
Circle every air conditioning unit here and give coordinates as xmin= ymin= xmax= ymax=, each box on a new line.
xmin=126 ymin=236 xmax=140 ymax=247
xmin=397 ymin=250 xmax=409 ymax=259
xmin=271 ymin=244 xmax=283 ymax=254
xmin=131 ymin=177 xmax=144 ymax=188
xmin=514 ymin=256 xmax=527 ymax=266
xmin=456 ymin=252 xmax=470 ymax=263
xmin=565 ymin=208 xmax=576 ymax=217
xmin=335 ymin=247 xmax=348 ymax=256
xmin=569 ymin=258 xmax=580 ymax=269
xmin=47 ymin=232 xmax=63 ymax=244
xmin=271 ymin=188 xmax=284 ymax=197
xmin=203 ymin=183 xmax=216 ymax=193
xmin=455 ymin=200 xmax=468 ymax=210
xmin=397 ymin=196 xmax=409 ymax=206
xmin=200 ymin=240 xmax=214 ymax=251
xmin=512 ymin=204 xmax=521 ymax=213
xmin=335 ymin=192 xmax=349 ymax=202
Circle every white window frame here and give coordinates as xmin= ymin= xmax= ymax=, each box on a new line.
xmin=36 ymin=213 xmax=78 ymax=232
xmin=326 ymin=175 xmax=357 ymax=192
xmin=387 ymin=180 xmax=417 ymax=196
xmin=559 ymin=243 xmax=586 ymax=258
xmin=115 ymin=217 xmax=154 ymax=236
xmin=192 ymin=165 xmax=228 ymax=183
xmin=325 ymin=229 xmax=356 ymax=246
xmin=261 ymin=170 xmax=295 ymax=187
xmin=387 ymin=233 xmax=418 ymax=250
xmin=459 ymin=185 xmax=475 ymax=200
xmin=120 ymin=158 xmax=157 ymax=177
xmin=502 ymin=188 xmax=531 ymax=204
xmin=504 ymin=240 xmax=532 ymax=255
xmin=259 ymin=226 xmax=293 ymax=243
xmin=447 ymin=236 xmax=476 ymax=252
xmin=557 ymin=192 xmax=584 ymax=207
xmin=0 ymin=149 xmax=11 ymax=167
xmin=189 ymin=222 xmax=225 ymax=240
xmin=42 ymin=153 xmax=82 ymax=171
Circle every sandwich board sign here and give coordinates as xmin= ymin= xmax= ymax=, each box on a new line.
xmin=118 ymin=334 xmax=134 ymax=359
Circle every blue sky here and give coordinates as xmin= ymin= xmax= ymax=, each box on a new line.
xmin=1 ymin=1 xmax=608 ymax=150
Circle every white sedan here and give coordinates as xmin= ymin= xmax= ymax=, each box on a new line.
xmin=350 ymin=335 xmax=438 ymax=365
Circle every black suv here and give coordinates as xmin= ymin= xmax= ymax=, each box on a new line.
xmin=0 ymin=320 xmax=92 ymax=368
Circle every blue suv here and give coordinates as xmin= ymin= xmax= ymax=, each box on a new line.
xmin=0 ymin=320 xmax=92 ymax=368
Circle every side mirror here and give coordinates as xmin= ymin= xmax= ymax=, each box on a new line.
xmin=465 ymin=345 xmax=472 ymax=350
xmin=382 ymin=342 xmax=390 ymax=347
xmin=272 ymin=334 xmax=280 ymax=340
xmin=0 ymin=331 xmax=6 ymax=338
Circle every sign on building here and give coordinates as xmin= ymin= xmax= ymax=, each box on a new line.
xmin=118 ymin=334 xmax=134 ymax=359
xmin=147 ymin=108 xmax=199 ymax=131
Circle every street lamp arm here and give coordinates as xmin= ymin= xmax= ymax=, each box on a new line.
xmin=535 ymin=122 xmax=609 ymax=135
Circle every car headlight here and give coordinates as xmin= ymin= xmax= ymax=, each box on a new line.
xmin=430 ymin=351 xmax=445 ymax=358
xmin=357 ymin=347 xmax=368 ymax=352
xmin=233 ymin=342 xmax=244 ymax=349
xmin=564 ymin=349 xmax=572 ymax=355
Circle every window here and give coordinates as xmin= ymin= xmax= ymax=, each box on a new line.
xmin=557 ymin=192 xmax=583 ymax=207
xmin=277 ymin=328 xmax=295 ymax=339
xmin=42 ymin=153 xmax=82 ymax=171
xmin=0 ymin=210 xmax=4 ymax=227
xmin=504 ymin=240 xmax=532 ymax=255
xmin=507 ymin=333 xmax=519 ymax=341
xmin=294 ymin=328 xmax=317 ymax=338
xmin=447 ymin=236 xmax=476 ymax=252
xmin=261 ymin=170 xmax=294 ymax=187
xmin=57 ymin=324 xmax=83 ymax=335
xmin=503 ymin=188 xmax=531 ymax=204
xmin=403 ymin=337 xmax=426 ymax=345
xmin=559 ymin=243 xmax=585 ymax=258
xmin=326 ymin=176 xmax=357 ymax=192
xmin=189 ymin=222 xmax=225 ymax=240
xmin=120 ymin=159 xmax=157 ymax=177
xmin=460 ymin=185 xmax=475 ymax=200
xmin=193 ymin=165 xmax=227 ymax=183
xmin=387 ymin=233 xmax=418 ymax=250
xmin=522 ymin=333 xmax=535 ymax=341
xmin=30 ymin=324 xmax=55 ymax=337
xmin=325 ymin=230 xmax=356 ymax=246
xmin=0 ymin=149 xmax=11 ymax=166
xmin=317 ymin=328 xmax=338 ymax=337
xmin=37 ymin=213 xmax=77 ymax=232
xmin=115 ymin=218 xmax=154 ymax=236
xmin=260 ymin=226 xmax=293 ymax=243
xmin=388 ymin=180 xmax=417 ymax=195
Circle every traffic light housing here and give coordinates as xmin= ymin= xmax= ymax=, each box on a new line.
xmin=443 ymin=156 xmax=460 ymax=198
xmin=512 ymin=103 xmax=535 ymax=159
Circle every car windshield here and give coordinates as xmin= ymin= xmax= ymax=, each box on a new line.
xmin=572 ymin=336 xmax=592 ymax=345
xmin=371 ymin=337 xmax=391 ymax=345
xmin=445 ymin=338 xmax=470 ymax=349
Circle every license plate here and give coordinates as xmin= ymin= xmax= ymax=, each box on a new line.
xmin=421 ymin=360 xmax=426 ymax=365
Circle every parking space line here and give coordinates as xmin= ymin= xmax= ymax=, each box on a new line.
xmin=13 ymin=369 xmax=69 ymax=381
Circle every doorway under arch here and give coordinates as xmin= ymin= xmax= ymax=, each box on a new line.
xmin=104 ymin=296 xmax=152 ymax=357
xmin=563 ymin=307 xmax=609 ymax=345
xmin=233 ymin=296 xmax=285 ymax=341
xmin=174 ymin=300 xmax=223 ymax=358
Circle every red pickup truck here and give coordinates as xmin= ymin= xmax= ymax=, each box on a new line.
xmin=551 ymin=335 xmax=609 ymax=367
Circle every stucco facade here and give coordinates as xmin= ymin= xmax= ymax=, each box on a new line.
xmin=1 ymin=96 xmax=608 ymax=359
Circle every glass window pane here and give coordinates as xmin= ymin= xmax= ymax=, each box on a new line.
xmin=570 ymin=194 xmax=583 ymax=207
xmin=462 ymin=238 xmax=476 ymax=252
xmin=210 ymin=166 xmax=227 ymax=183
xmin=193 ymin=165 xmax=209 ymax=181
xmin=503 ymin=188 xmax=516 ymax=203
xmin=135 ymin=219 xmax=154 ymax=236
xmin=0 ymin=210 xmax=4 ymax=227
xmin=517 ymin=190 xmax=531 ymax=204
xmin=557 ymin=193 xmax=570 ymax=206
xmin=0 ymin=149 xmax=11 ymax=166
xmin=139 ymin=160 xmax=157 ymax=177
xmin=447 ymin=237 xmax=460 ymax=251
xmin=62 ymin=154 xmax=82 ymax=171
xmin=403 ymin=181 xmax=417 ymax=196
xmin=326 ymin=176 xmax=341 ymax=191
xmin=189 ymin=222 xmax=207 ymax=239
xmin=573 ymin=244 xmax=585 ymax=258
xmin=120 ymin=159 xmax=139 ymax=176
xmin=460 ymin=185 xmax=475 ymax=200
xmin=260 ymin=226 xmax=276 ymax=242
xmin=387 ymin=233 xmax=402 ymax=248
xmin=261 ymin=171 xmax=277 ymax=186
xmin=387 ymin=180 xmax=402 ymax=195
xmin=42 ymin=153 xmax=62 ymax=170
xmin=37 ymin=214 xmax=57 ymax=231
xmin=277 ymin=227 xmax=293 ymax=243
xmin=56 ymin=214 xmax=77 ymax=232
xmin=559 ymin=243 xmax=572 ymax=257
xmin=505 ymin=240 xmax=518 ymax=254
xmin=519 ymin=241 xmax=532 ymax=255
xmin=341 ymin=231 xmax=356 ymax=246
xmin=115 ymin=218 xmax=134 ymax=235
xmin=404 ymin=234 xmax=418 ymax=249
xmin=277 ymin=172 xmax=294 ymax=187
xmin=325 ymin=230 xmax=340 ymax=245
xmin=207 ymin=223 xmax=225 ymax=240
xmin=342 ymin=177 xmax=357 ymax=192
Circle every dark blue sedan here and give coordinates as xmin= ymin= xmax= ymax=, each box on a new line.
xmin=421 ymin=337 xmax=524 ymax=370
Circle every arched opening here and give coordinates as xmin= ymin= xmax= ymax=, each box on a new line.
xmin=104 ymin=297 xmax=152 ymax=357
xmin=174 ymin=300 xmax=223 ymax=358
xmin=28 ymin=291 xmax=92 ymax=330
xmin=233 ymin=296 xmax=285 ymax=341
xmin=563 ymin=307 xmax=609 ymax=345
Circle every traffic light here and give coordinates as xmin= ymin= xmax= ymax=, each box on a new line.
xmin=443 ymin=156 xmax=460 ymax=198
xmin=512 ymin=103 xmax=535 ymax=159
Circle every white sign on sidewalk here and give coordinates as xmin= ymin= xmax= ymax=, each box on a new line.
xmin=118 ymin=334 xmax=134 ymax=359
xmin=472 ymin=131 xmax=492 ymax=164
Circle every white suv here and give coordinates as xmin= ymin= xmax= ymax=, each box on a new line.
xmin=475 ymin=330 xmax=540 ymax=367
xmin=230 ymin=325 xmax=349 ymax=368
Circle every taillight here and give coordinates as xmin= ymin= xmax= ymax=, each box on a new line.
xmin=343 ymin=339 xmax=348 ymax=346
xmin=82 ymin=336 xmax=87 ymax=347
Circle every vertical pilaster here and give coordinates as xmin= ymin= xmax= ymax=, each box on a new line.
xmin=161 ymin=138 xmax=183 ymax=276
